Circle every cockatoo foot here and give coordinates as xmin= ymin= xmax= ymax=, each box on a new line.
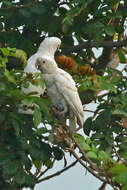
xmin=51 ymin=103 xmax=67 ymax=119
xmin=51 ymin=103 xmax=64 ymax=112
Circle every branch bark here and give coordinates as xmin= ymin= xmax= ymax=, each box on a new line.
xmin=58 ymin=39 xmax=127 ymax=55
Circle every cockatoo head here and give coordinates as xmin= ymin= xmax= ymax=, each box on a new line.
xmin=38 ymin=37 xmax=61 ymax=56
xmin=36 ymin=56 xmax=58 ymax=74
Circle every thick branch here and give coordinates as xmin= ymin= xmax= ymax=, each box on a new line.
xmin=58 ymin=39 xmax=127 ymax=55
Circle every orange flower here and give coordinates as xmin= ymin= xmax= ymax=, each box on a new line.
xmin=55 ymin=55 xmax=75 ymax=69
xmin=78 ymin=64 xmax=96 ymax=76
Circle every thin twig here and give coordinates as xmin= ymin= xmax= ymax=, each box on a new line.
xmin=37 ymin=167 xmax=50 ymax=179
xmin=37 ymin=159 xmax=78 ymax=183
xmin=97 ymin=92 xmax=109 ymax=99
xmin=92 ymin=109 xmax=99 ymax=120
xmin=112 ymin=143 xmax=125 ymax=164
xmin=83 ymin=109 xmax=95 ymax=113
xmin=37 ymin=159 xmax=55 ymax=179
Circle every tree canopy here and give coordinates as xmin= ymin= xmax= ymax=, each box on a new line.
xmin=0 ymin=0 xmax=127 ymax=189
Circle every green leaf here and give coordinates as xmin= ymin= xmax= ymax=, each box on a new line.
xmin=24 ymin=175 xmax=35 ymax=188
xmin=35 ymin=127 xmax=48 ymax=135
xmin=33 ymin=159 xmax=43 ymax=170
xmin=33 ymin=106 xmax=42 ymax=127
xmin=87 ymin=151 xmax=97 ymax=159
xmin=21 ymin=98 xmax=33 ymax=106
xmin=0 ymin=112 xmax=6 ymax=124
xmin=62 ymin=15 xmax=74 ymax=33
xmin=104 ymin=25 xmax=115 ymax=36
xmin=0 ymin=82 xmax=6 ymax=92
xmin=109 ymin=164 xmax=127 ymax=175
xmin=32 ymin=96 xmax=51 ymax=119
xmin=14 ymin=170 xmax=26 ymax=184
xmin=19 ymin=9 xmax=31 ymax=18
xmin=11 ymin=119 xmax=20 ymax=136
xmin=112 ymin=109 xmax=127 ymax=117
xmin=114 ymin=171 xmax=127 ymax=186
xmin=30 ymin=4 xmax=47 ymax=15
xmin=0 ymin=48 xmax=10 ymax=56
xmin=41 ymin=142 xmax=52 ymax=160
xmin=121 ymin=185 xmax=127 ymax=190
xmin=3 ymin=161 xmax=18 ymax=175
xmin=98 ymin=151 xmax=109 ymax=160
xmin=4 ymin=69 xmax=16 ymax=84
xmin=118 ymin=50 xmax=126 ymax=63
xmin=15 ymin=49 xmax=27 ymax=65
xmin=73 ymin=134 xmax=91 ymax=152
xmin=83 ymin=117 xmax=92 ymax=136
xmin=3 ymin=1 xmax=12 ymax=6
xmin=44 ymin=160 xmax=53 ymax=168
xmin=52 ymin=147 xmax=64 ymax=160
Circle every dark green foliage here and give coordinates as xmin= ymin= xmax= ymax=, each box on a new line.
xmin=0 ymin=49 xmax=56 ymax=188
xmin=52 ymin=147 xmax=64 ymax=160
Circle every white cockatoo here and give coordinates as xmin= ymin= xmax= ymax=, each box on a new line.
xmin=36 ymin=56 xmax=84 ymax=133
xmin=23 ymin=37 xmax=61 ymax=96
xmin=20 ymin=37 xmax=61 ymax=114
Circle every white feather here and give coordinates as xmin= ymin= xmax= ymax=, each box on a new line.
xmin=37 ymin=56 xmax=84 ymax=132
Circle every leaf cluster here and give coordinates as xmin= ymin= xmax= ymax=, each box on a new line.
xmin=0 ymin=48 xmax=65 ymax=189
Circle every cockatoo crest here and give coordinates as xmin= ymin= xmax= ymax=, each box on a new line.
xmin=38 ymin=37 xmax=61 ymax=58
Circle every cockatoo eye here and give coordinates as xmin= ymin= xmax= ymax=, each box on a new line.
xmin=43 ymin=60 xmax=46 ymax=64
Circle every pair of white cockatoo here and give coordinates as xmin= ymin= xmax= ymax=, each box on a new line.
xmin=23 ymin=37 xmax=84 ymax=132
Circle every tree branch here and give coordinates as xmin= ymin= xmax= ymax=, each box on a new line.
xmin=58 ymin=39 xmax=127 ymax=55
xmin=72 ymin=136 xmax=99 ymax=171
xmin=67 ymin=147 xmax=107 ymax=183
xmin=37 ymin=167 xmax=50 ymax=179
xmin=37 ymin=159 xmax=78 ymax=183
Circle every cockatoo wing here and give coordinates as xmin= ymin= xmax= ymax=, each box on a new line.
xmin=23 ymin=53 xmax=45 ymax=96
xmin=24 ymin=53 xmax=40 ymax=73
xmin=54 ymin=69 xmax=84 ymax=128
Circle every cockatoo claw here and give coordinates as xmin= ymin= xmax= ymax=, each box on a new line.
xmin=51 ymin=103 xmax=64 ymax=112
xmin=51 ymin=103 xmax=66 ymax=119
